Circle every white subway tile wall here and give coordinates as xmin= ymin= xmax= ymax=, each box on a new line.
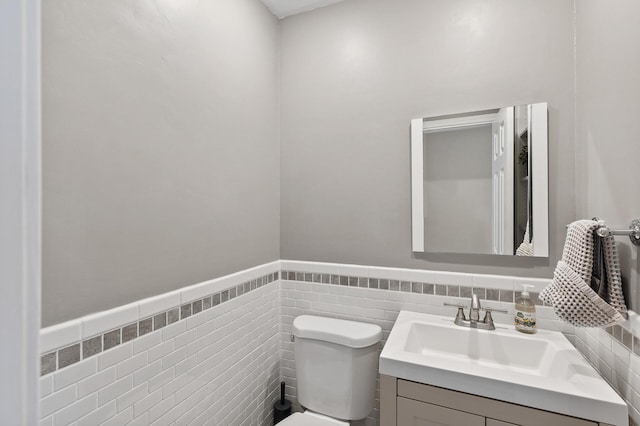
xmin=40 ymin=262 xmax=282 ymax=374
xmin=40 ymin=260 xmax=640 ymax=426
xmin=40 ymin=283 xmax=280 ymax=426
xmin=575 ymin=326 xmax=640 ymax=426
xmin=41 ymin=270 xmax=280 ymax=376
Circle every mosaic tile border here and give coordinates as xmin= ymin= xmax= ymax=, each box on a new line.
xmin=280 ymin=270 xmax=543 ymax=305
xmin=40 ymin=272 xmax=279 ymax=376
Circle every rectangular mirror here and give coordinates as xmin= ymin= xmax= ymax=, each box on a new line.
xmin=411 ymin=102 xmax=548 ymax=257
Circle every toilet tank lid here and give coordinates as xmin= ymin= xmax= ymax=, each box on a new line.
xmin=293 ymin=315 xmax=382 ymax=348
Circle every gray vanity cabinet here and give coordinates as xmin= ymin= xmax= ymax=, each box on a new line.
xmin=381 ymin=375 xmax=615 ymax=426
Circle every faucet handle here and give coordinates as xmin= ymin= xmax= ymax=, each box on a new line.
xmin=443 ymin=303 xmax=468 ymax=319
xmin=482 ymin=310 xmax=497 ymax=330
xmin=443 ymin=303 xmax=467 ymax=323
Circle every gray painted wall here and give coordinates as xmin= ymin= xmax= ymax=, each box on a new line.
xmin=47 ymin=0 xmax=639 ymax=326
xmin=42 ymin=0 xmax=280 ymax=326
xmin=424 ymin=126 xmax=493 ymax=254
xmin=280 ymin=0 xmax=576 ymax=276
xmin=575 ymin=0 xmax=640 ymax=311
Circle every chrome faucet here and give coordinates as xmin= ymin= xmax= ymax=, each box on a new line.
xmin=469 ymin=293 xmax=481 ymax=322
xmin=444 ymin=295 xmax=508 ymax=330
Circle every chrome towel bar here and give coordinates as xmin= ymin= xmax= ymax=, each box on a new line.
xmin=566 ymin=218 xmax=640 ymax=246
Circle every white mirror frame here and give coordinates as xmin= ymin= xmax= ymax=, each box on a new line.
xmin=411 ymin=102 xmax=548 ymax=257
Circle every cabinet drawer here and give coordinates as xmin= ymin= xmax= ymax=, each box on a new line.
xmin=397 ymin=380 xmax=597 ymax=426
xmin=397 ymin=396 xmax=484 ymax=426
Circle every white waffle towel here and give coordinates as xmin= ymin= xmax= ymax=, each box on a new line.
xmin=540 ymin=220 xmax=627 ymax=327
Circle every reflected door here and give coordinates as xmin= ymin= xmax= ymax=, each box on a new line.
xmin=491 ymin=107 xmax=514 ymax=255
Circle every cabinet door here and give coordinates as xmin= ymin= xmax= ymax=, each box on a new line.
xmin=397 ymin=397 xmax=484 ymax=426
xmin=487 ymin=420 xmax=519 ymax=426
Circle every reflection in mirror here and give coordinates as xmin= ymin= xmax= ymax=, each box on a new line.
xmin=411 ymin=103 xmax=548 ymax=257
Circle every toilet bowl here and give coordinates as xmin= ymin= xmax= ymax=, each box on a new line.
xmin=281 ymin=315 xmax=382 ymax=425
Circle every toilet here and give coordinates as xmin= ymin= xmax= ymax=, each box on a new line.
xmin=279 ymin=315 xmax=383 ymax=425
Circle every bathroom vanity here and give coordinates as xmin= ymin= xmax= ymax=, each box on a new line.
xmin=379 ymin=311 xmax=628 ymax=426
xmin=380 ymin=375 xmax=614 ymax=426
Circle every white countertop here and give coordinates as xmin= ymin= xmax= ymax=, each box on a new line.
xmin=380 ymin=310 xmax=628 ymax=426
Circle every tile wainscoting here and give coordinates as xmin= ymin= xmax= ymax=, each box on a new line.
xmin=40 ymin=260 xmax=640 ymax=425
xmin=575 ymin=324 xmax=640 ymax=426
xmin=41 ymin=269 xmax=280 ymax=377
xmin=39 ymin=262 xmax=281 ymax=426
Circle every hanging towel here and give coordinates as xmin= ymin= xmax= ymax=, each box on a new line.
xmin=516 ymin=220 xmax=534 ymax=256
xmin=539 ymin=220 xmax=627 ymax=327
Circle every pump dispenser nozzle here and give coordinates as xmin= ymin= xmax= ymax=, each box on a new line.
xmin=521 ymin=284 xmax=535 ymax=297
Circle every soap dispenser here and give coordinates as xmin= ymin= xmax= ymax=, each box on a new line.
xmin=515 ymin=284 xmax=536 ymax=334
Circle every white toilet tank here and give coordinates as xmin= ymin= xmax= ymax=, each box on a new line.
xmin=292 ymin=315 xmax=383 ymax=421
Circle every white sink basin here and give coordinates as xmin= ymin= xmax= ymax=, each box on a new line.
xmin=380 ymin=311 xmax=628 ymax=425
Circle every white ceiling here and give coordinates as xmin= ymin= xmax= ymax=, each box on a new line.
xmin=261 ymin=0 xmax=346 ymax=19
